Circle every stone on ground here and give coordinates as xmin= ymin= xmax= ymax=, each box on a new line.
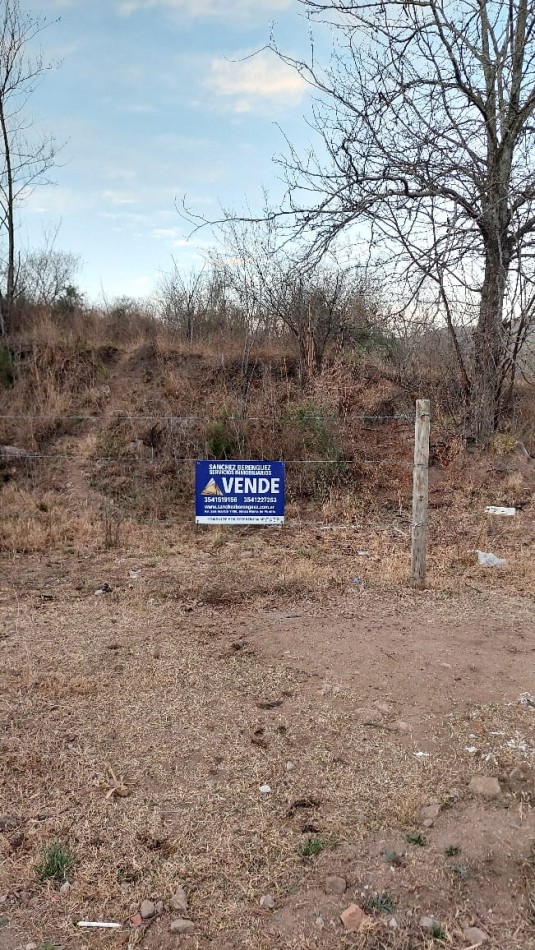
xmin=325 ymin=875 xmax=347 ymax=895
xmin=464 ymin=926 xmax=488 ymax=945
xmin=170 ymin=918 xmax=195 ymax=935
xmin=469 ymin=776 xmax=501 ymax=798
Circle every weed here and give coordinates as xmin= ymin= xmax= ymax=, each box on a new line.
xmin=38 ymin=943 xmax=61 ymax=950
xmin=444 ymin=844 xmax=461 ymax=857
xmin=205 ymin=414 xmax=240 ymax=460
xmin=365 ymin=891 xmax=394 ymax=913
xmin=431 ymin=921 xmax=445 ymax=939
xmin=384 ymin=849 xmax=403 ymax=866
xmin=35 ymin=842 xmax=74 ymax=882
xmin=101 ymin=501 xmax=122 ymax=550
xmin=449 ymin=862 xmax=468 ymax=880
xmin=405 ymin=832 xmax=427 ymax=846
xmin=301 ymin=835 xmax=336 ymax=858
xmin=0 ymin=346 xmax=14 ymax=387
xmin=37 ymin=502 xmax=49 ymax=513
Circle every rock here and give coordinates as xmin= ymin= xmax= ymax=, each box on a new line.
xmin=373 ymin=701 xmax=394 ymax=715
xmin=259 ymin=784 xmax=272 ymax=794
xmin=140 ymin=899 xmax=156 ymax=919
xmin=340 ymin=903 xmax=369 ymax=932
xmin=420 ymin=803 xmax=441 ymax=821
xmin=420 ymin=916 xmax=441 ymax=931
xmin=155 ymin=901 xmax=164 ymax=915
xmin=423 ymin=818 xmax=435 ymax=829
xmin=0 ymin=816 xmax=18 ymax=832
xmin=170 ymin=918 xmax=195 ymax=935
xmin=94 ymin=583 xmax=113 ymax=596
xmin=169 ymin=887 xmax=188 ymax=913
xmin=464 ymin=926 xmax=488 ymax=945
xmin=286 ymin=761 xmax=296 ymax=772
xmin=25 ymin=944 xmax=38 ymax=950
xmin=469 ymin=776 xmax=501 ymax=799
xmin=130 ymin=913 xmax=143 ymax=927
xmin=259 ymin=894 xmax=275 ymax=910
xmin=315 ymin=917 xmax=324 ymax=928
xmin=59 ymin=881 xmax=71 ymax=896
xmin=240 ymin=551 xmax=254 ymax=559
xmin=394 ymin=720 xmax=410 ymax=733
xmin=388 ymin=917 xmax=398 ymax=930
xmin=448 ymin=787 xmax=462 ymax=801
xmin=356 ymin=707 xmax=383 ymax=725
xmin=325 ymin=875 xmax=347 ymax=895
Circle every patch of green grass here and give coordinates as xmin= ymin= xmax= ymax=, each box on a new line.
xmin=384 ymin=849 xmax=403 ymax=866
xmin=444 ymin=844 xmax=461 ymax=857
xmin=35 ymin=842 xmax=74 ymax=882
xmin=365 ymin=891 xmax=394 ymax=913
xmin=405 ymin=832 xmax=427 ymax=846
xmin=301 ymin=835 xmax=336 ymax=858
xmin=431 ymin=921 xmax=445 ymax=939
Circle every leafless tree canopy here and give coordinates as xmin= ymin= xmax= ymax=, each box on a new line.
xmin=265 ymin=0 xmax=535 ymax=439
xmin=0 ymin=0 xmax=58 ymax=337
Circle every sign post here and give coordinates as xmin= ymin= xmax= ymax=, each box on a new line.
xmin=195 ymin=460 xmax=285 ymax=526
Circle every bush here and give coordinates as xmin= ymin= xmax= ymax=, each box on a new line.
xmin=0 ymin=346 xmax=15 ymax=387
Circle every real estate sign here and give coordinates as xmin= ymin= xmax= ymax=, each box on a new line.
xmin=195 ymin=460 xmax=285 ymax=525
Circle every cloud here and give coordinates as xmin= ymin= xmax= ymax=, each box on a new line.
xmin=209 ymin=50 xmax=306 ymax=112
xmin=118 ymin=0 xmax=291 ymax=16
xmin=103 ymin=190 xmax=137 ymax=205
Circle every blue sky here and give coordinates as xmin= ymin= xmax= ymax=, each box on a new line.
xmin=19 ymin=0 xmax=316 ymax=302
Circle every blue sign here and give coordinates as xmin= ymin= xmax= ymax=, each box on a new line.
xmin=195 ymin=460 xmax=285 ymax=525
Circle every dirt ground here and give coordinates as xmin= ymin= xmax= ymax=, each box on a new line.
xmin=1 ymin=526 xmax=535 ymax=950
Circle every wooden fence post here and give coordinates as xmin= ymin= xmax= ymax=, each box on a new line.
xmin=410 ymin=399 xmax=431 ymax=588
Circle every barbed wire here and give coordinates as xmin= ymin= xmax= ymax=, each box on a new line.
xmin=0 ymin=412 xmax=415 ymax=423
xmin=0 ymin=450 xmax=409 ymax=466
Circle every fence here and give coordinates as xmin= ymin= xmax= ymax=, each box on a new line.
xmin=0 ymin=402 xmax=430 ymax=585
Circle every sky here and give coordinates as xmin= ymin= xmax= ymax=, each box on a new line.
xmin=17 ymin=0 xmax=318 ymax=303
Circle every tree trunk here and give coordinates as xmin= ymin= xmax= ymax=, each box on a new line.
xmin=470 ymin=243 xmax=508 ymax=442
xmin=0 ymin=98 xmax=15 ymax=340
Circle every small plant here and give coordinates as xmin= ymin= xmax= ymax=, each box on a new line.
xmin=39 ymin=943 xmax=61 ymax=950
xmin=365 ymin=891 xmax=394 ymax=913
xmin=431 ymin=921 xmax=445 ymax=939
xmin=444 ymin=844 xmax=461 ymax=857
xmin=384 ymin=849 xmax=403 ymax=866
xmin=301 ymin=836 xmax=326 ymax=858
xmin=0 ymin=346 xmax=15 ymax=388
xmin=449 ymin=862 xmax=468 ymax=880
xmin=301 ymin=835 xmax=336 ymax=858
xmin=405 ymin=832 xmax=427 ymax=846
xmin=35 ymin=842 xmax=74 ymax=882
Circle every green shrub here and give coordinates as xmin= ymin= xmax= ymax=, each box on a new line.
xmin=0 ymin=346 xmax=14 ymax=387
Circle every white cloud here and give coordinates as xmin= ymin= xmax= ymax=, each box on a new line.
xmin=118 ymin=0 xmax=291 ymax=16
xmin=103 ymin=190 xmax=137 ymax=205
xmin=209 ymin=50 xmax=306 ymax=112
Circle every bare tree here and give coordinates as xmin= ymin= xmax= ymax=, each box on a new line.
xmin=264 ymin=0 xmax=535 ymax=440
xmin=18 ymin=226 xmax=80 ymax=307
xmin=211 ymin=214 xmax=376 ymax=380
xmin=0 ymin=0 xmax=58 ymax=338
xmin=157 ymin=262 xmax=208 ymax=342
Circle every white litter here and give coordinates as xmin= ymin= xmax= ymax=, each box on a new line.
xmin=465 ymin=746 xmax=478 ymax=754
xmin=77 ymin=922 xmax=122 ymax=929
xmin=484 ymin=506 xmax=516 ymax=516
xmin=475 ymin=550 xmax=507 ymax=567
xmin=259 ymin=784 xmax=272 ymax=794
xmin=413 ymin=751 xmax=430 ymax=758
